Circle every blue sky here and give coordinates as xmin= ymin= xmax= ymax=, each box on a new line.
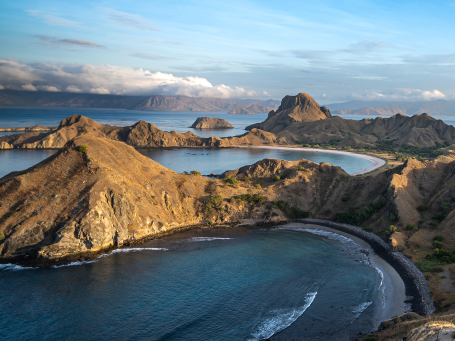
xmin=1 ymin=0 xmax=454 ymax=103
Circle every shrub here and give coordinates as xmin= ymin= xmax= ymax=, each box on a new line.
xmin=417 ymin=259 xmax=445 ymax=273
xmin=387 ymin=225 xmax=397 ymax=235
xmin=254 ymin=184 xmax=262 ymax=189
xmin=273 ymin=200 xmax=309 ymax=219
xmin=343 ymin=146 xmax=352 ymax=151
xmin=243 ymin=177 xmax=250 ymax=182
xmin=406 ymin=224 xmax=415 ymax=231
xmin=430 ymin=221 xmax=438 ymax=227
xmin=433 ymin=212 xmax=448 ymax=222
xmin=0 ymin=231 xmax=4 ymax=240
xmin=204 ymin=195 xmax=224 ymax=213
xmin=272 ymin=175 xmax=280 ymax=181
xmin=313 ymin=144 xmax=320 ymax=148
xmin=433 ymin=235 xmax=444 ymax=242
xmin=362 ymin=334 xmax=378 ymax=341
xmin=433 ymin=241 xmax=444 ymax=249
xmin=225 ymin=176 xmax=238 ymax=185
xmin=77 ymin=145 xmax=88 ymax=153
xmin=190 ymin=170 xmax=201 ymax=176
xmin=298 ymin=166 xmax=305 ymax=171
xmin=417 ymin=205 xmax=429 ymax=211
xmin=319 ymin=161 xmax=325 ymax=165
xmin=418 ymin=219 xmax=425 ymax=224
xmin=342 ymin=195 xmax=350 ymax=202
xmin=333 ymin=202 xmax=383 ymax=227
xmin=183 ymin=171 xmax=189 ymax=175
xmin=232 ymin=194 xmax=266 ymax=205
xmin=441 ymin=202 xmax=451 ymax=210
xmin=364 ymin=228 xmax=372 ymax=232
xmin=13 ymin=226 xmax=19 ymax=231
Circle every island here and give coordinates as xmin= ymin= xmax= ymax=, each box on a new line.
xmin=190 ymin=117 xmax=234 ymax=129
xmin=228 ymin=107 xmax=255 ymax=115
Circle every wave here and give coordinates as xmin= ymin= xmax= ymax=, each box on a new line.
xmin=110 ymin=247 xmax=168 ymax=253
xmin=249 ymin=292 xmax=317 ymax=341
xmin=187 ymin=237 xmax=233 ymax=242
xmin=278 ymin=227 xmax=387 ymax=318
xmin=0 ymin=263 xmax=36 ymax=271
xmin=51 ymin=260 xmax=99 ymax=268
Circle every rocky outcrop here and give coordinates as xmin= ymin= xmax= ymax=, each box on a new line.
xmin=389 ymin=231 xmax=407 ymax=251
xmin=228 ymin=107 xmax=255 ymax=115
xmin=246 ymin=93 xmax=332 ymax=133
xmin=190 ymin=117 xmax=234 ymax=129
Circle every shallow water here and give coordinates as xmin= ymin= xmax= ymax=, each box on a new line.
xmin=0 ymin=229 xmax=383 ymax=341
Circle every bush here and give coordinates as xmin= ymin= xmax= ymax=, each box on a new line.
xmin=273 ymin=200 xmax=309 ymax=219
xmin=183 ymin=171 xmax=189 ymax=175
xmin=272 ymin=175 xmax=280 ymax=181
xmin=254 ymin=184 xmax=262 ymax=189
xmin=333 ymin=202 xmax=383 ymax=227
xmin=433 ymin=235 xmax=444 ymax=241
xmin=343 ymin=146 xmax=352 ymax=151
xmin=232 ymin=194 xmax=266 ymax=205
xmin=430 ymin=221 xmax=438 ymax=227
xmin=417 ymin=205 xmax=429 ymax=211
xmin=433 ymin=212 xmax=448 ymax=221
xmin=243 ymin=177 xmax=250 ymax=182
xmin=342 ymin=195 xmax=350 ymax=202
xmin=77 ymin=145 xmax=88 ymax=153
xmin=204 ymin=195 xmax=224 ymax=213
xmin=417 ymin=259 xmax=445 ymax=273
xmin=433 ymin=241 xmax=444 ymax=249
xmin=406 ymin=224 xmax=415 ymax=231
xmin=319 ymin=161 xmax=325 ymax=165
xmin=387 ymin=225 xmax=397 ymax=235
xmin=0 ymin=231 xmax=4 ymax=240
xmin=190 ymin=170 xmax=201 ymax=176
xmin=298 ymin=166 xmax=305 ymax=171
xmin=225 ymin=176 xmax=238 ymax=185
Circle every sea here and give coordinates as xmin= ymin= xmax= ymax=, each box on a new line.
xmin=0 ymin=106 xmax=446 ymax=340
xmin=0 ymin=228 xmax=387 ymax=341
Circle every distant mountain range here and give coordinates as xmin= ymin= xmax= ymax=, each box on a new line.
xmin=325 ymin=99 xmax=455 ymax=116
xmin=0 ymin=90 xmax=280 ymax=111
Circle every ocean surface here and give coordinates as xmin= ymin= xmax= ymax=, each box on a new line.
xmin=0 ymin=147 xmax=375 ymax=178
xmin=0 ymin=228 xmax=385 ymax=341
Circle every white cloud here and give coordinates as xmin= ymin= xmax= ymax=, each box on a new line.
xmin=99 ymin=8 xmax=160 ymax=31
xmin=22 ymin=84 xmax=37 ymax=91
xmin=26 ymin=10 xmax=81 ymax=27
xmin=0 ymin=59 xmax=266 ymax=98
xmin=35 ymin=36 xmax=106 ymax=49
xmin=351 ymin=88 xmax=446 ymax=101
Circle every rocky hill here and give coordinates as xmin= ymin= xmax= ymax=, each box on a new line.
xmin=190 ymin=117 xmax=234 ymax=129
xmin=246 ymin=93 xmax=332 ymax=133
xmin=245 ymin=104 xmax=274 ymax=113
xmin=228 ymin=107 xmax=255 ymax=115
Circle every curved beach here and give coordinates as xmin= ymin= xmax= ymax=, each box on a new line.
xmin=238 ymin=145 xmax=386 ymax=175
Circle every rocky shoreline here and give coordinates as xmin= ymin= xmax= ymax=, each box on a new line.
xmin=292 ymin=218 xmax=435 ymax=316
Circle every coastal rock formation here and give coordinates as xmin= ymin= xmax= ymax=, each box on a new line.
xmin=246 ymin=93 xmax=332 ymax=133
xmin=245 ymin=104 xmax=274 ymax=113
xmin=228 ymin=107 xmax=255 ymax=115
xmin=0 ymin=114 xmax=281 ymax=149
xmin=389 ymin=232 xmax=407 ymax=251
xmin=190 ymin=117 xmax=234 ymax=129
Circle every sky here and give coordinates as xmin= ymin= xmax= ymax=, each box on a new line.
xmin=0 ymin=0 xmax=455 ymax=103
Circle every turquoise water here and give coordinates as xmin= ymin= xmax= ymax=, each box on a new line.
xmin=0 ymin=229 xmax=383 ymax=341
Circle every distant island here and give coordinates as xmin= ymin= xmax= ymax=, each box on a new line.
xmin=0 ymin=90 xmax=280 ymax=112
xmin=228 ymin=107 xmax=254 ymax=115
xmin=228 ymin=103 xmax=274 ymax=115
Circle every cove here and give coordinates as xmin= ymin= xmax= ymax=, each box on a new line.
xmin=0 ymin=227 xmax=393 ymax=341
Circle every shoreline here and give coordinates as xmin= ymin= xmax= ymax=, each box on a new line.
xmin=235 ymin=145 xmax=386 ymax=175
xmin=278 ymin=223 xmax=406 ymax=325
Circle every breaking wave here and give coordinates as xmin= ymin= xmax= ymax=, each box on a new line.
xmin=110 ymin=247 xmax=168 ymax=253
xmin=187 ymin=237 xmax=233 ymax=242
xmin=249 ymin=292 xmax=317 ymax=341
xmin=0 ymin=263 xmax=36 ymax=271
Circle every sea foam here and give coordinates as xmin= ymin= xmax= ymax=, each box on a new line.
xmin=0 ymin=263 xmax=36 ymax=271
xmin=249 ymin=292 xmax=317 ymax=341
xmin=187 ymin=237 xmax=233 ymax=242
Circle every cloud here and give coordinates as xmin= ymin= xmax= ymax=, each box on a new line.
xmin=401 ymin=53 xmax=455 ymax=65
xmin=26 ymin=10 xmax=81 ymax=27
xmin=351 ymin=89 xmax=446 ymax=101
xmin=341 ymin=40 xmax=394 ymax=55
xmin=99 ymin=8 xmax=160 ymax=31
xmin=36 ymin=35 xmax=107 ymax=49
xmin=129 ymin=52 xmax=179 ymax=61
xmin=0 ymin=59 xmax=266 ymax=98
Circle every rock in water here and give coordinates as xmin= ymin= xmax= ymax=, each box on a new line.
xmin=190 ymin=117 xmax=234 ymax=129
